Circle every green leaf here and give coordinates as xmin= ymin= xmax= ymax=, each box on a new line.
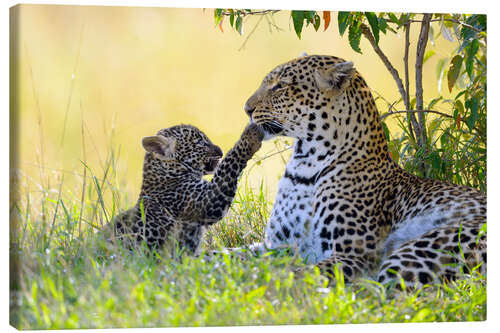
xmin=441 ymin=22 xmax=454 ymax=42
xmin=465 ymin=39 xmax=479 ymax=78
xmin=235 ymin=15 xmax=243 ymax=35
xmin=442 ymin=15 xmax=454 ymax=28
xmin=338 ymin=12 xmax=350 ymax=36
xmin=413 ymin=308 xmax=432 ymax=322
xmin=31 ymin=281 xmax=38 ymax=303
xmin=230 ymin=11 xmax=235 ymax=27
xmin=429 ymin=25 xmax=435 ymax=45
xmin=436 ymin=58 xmax=448 ymax=93
xmin=291 ymin=11 xmax=305 ymax=39
xmin=313 ymin=14 xmax=321 ymax=31
xmin=304 ymin=11 xmax=316 ymax=23
xmin=465 ymin=97 xmax=479 ymax=130
xmin=440 ymin=130 xmax=450 ymax=147
xmin=476 ymin=14 xmax=487 ymax=30
xmin=387 ymin=12 xmax=400 ymax=25
xmin=214 ymin=8 xmax=223 ymax=26
xmin=423 ymin=50 xmax=435 ymax=64
xmin=447 ymin=55 xmax=463 ymax=92
xmin=381 ymin=122 xmax=391 ymax=141
xmin=454 ymin=99 xmax=464 ymax=115
xmin=460 ymin=24 xmax=477 ymax=44
xmin=399 ymin=13 xmax=409 ymax=25
xmin=365 ymin=12 xmax=379 ymax=44
xmin=378 ymin=17 xmax=387 ymax=34
xmin=348 ymin=22 xmax=362 ymax=53
xmin=245 ymin=286 xmax=267 ymax=302
xmin=410 ymin=96 xmax=416 ymax=110
xmin=428 ymin=96 xmax=442 ymax=109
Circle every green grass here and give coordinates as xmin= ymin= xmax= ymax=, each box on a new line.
xmin=9 ymin=156 xmax=486 ymax=329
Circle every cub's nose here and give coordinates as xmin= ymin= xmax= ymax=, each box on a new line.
xmin=213 ymin=145 xmax=223 ymax=158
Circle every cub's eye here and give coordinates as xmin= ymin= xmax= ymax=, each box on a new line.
xmin=197 ymin=140 xmax=209 ymax=147
xmin=271 ymin=83 xmax=283 ymax=91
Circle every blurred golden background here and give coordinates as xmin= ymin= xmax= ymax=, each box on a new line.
xmin=11 ymin=5 xmax=454 ymax=204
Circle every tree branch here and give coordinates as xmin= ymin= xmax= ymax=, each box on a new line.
xmin=415 ymin=14 xmax=431 ymax=112
xmin=403 ymin=23 xmax=411 ymax=111
xmin=403 ymin=21 xmax=418 ymax=141
xmin=415 ymin=14 xmax=432 ymax=143
xmin=379 ymin=109 xmax=453 ymax=121
xmin=426 ymin=18 xmax=482 ymax=33
xmin=413 ymin=13 xmax=432 ymax=174
xmin=360 ymin=23 xmax=408 ymax=111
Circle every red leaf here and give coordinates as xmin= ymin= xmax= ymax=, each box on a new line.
xmin=323 ymin=11 xmax=331 ymax=31
xmin=219 ymin=16 xmax=224 ymax=32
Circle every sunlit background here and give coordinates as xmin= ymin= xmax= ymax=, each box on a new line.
xmin=11 ymin=4 xmax=455 ymax=206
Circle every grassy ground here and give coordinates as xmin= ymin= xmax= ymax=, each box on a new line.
xmin=9 ymin=161 xmax=486 ymax=329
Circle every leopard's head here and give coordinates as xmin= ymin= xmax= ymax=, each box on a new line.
xmin=142 ymin=125 xmax=223 ymax=175
xmin=244 ymin=55 xmax=367 ymax=141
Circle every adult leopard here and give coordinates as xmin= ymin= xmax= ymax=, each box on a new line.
xmin=244 ymin=55 xmax=486 ymax=287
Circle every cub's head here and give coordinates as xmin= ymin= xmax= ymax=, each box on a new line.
xmin=142 ymin=125 xmax=223 ymax=175
xmin=244 ymin=55 xmax=364 ymax=140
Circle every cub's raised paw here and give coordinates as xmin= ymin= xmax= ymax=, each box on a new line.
xmin=244 ymin=123 xmax=265 ymax=142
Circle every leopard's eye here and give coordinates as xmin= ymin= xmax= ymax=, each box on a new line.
xmin=271 ymin=83 xmax=283 ymax=91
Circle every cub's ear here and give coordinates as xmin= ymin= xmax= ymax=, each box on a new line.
xmin=142 ymin=135 xmax=176 ymax=159
xmin=314 ymin=61 xmax=355 ymax=94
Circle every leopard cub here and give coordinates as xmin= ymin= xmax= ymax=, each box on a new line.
xmin=108 ymin=123 xmax=263 ymax=255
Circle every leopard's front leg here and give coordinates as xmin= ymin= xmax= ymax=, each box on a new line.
xmin=305 ymin=177 xmax=383 ymax=283
xmin=315 ymin=254 xmax=371 ymax=283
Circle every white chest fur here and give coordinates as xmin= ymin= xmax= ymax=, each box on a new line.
xmin=263 ymin=144 xmax=331 ymax=263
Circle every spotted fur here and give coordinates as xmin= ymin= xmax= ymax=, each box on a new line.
xmin=109 ymin=124 xmax=263 ymax=254
xmin=244 ymin=55 xmax=486 ymax=288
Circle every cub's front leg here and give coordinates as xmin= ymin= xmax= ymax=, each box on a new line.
xmin=179 ymin=123 xmax=264 ymax=224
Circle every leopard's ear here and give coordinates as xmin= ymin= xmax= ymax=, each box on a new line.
xmin=314 ymin=61 xmax=354 ymax=94
xmin=142 ymin=135 xmax=176 ymax=159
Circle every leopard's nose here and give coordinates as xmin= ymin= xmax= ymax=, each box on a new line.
xmin=244 ymin=102 xmax=255 ymax=116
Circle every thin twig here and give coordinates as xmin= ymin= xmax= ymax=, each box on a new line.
xmin=379 ymin=109 xmax=453 ymax=121
xmin=221 ymin=9 xmax=280 ymax=17
xmin=384 ymin=17 xmax=482 ymax=34
xmin=371 ymin=89 xmax=401 ymax=111
xmin=425 ymin=18 xmax=482 ymax=33
xmin=246 ymin=145 xmax=293 ymax=175
xmin=238 ymin=13 xmax=266 ymax=51
xmin=264 ymin=12 xmax=284 ymax=33
xmin=360 ymin=23 xmax=408 ymax=109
